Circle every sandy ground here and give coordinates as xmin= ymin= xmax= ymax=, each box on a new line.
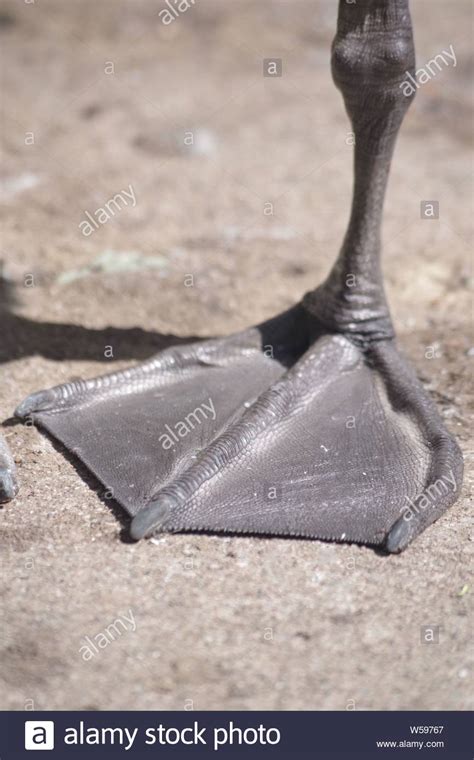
xmin=0 ymin=0 xmax=472 ymax=711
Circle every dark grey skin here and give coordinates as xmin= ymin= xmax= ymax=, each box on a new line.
xmin=7 ymin=0 xmax=463 ymax=551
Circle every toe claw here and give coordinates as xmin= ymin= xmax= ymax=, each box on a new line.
xmin=130 ymin=497 xmax=173 ymax=540
xmin=15 ymin=389 xmax=58 ymax=419
xmin=386 ymin=515 xmax=412 ymax=554
xmin=0 ymin=467 xmax=19 ymax=502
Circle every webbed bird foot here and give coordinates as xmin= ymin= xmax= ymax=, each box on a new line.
xmin=12 ymin=0 xmax=465 ymax=550
xmin=14 ymin=303 xmax=462 ymax=552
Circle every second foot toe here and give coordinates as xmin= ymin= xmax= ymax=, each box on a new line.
xmin=15 ymin=389 xmax=59 ymax=419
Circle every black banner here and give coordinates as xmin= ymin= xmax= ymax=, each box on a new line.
xmin=1 ymin=711 xmax=472 ymax=758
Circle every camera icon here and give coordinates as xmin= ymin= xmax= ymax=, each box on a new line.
xmin=24 ymin=721 xmax=55 ymax=750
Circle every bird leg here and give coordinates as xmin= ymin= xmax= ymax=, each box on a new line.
xmin=304 ymin=0 xmax=416 ymax=342
xmin=14 ymin=0 xmax=463 ymax=551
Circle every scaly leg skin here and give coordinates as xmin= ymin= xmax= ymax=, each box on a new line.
xmin=15 ymin=0 xmax=463 ymax=552
xmin=0 ymin=433 xmax=18 ymax=503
